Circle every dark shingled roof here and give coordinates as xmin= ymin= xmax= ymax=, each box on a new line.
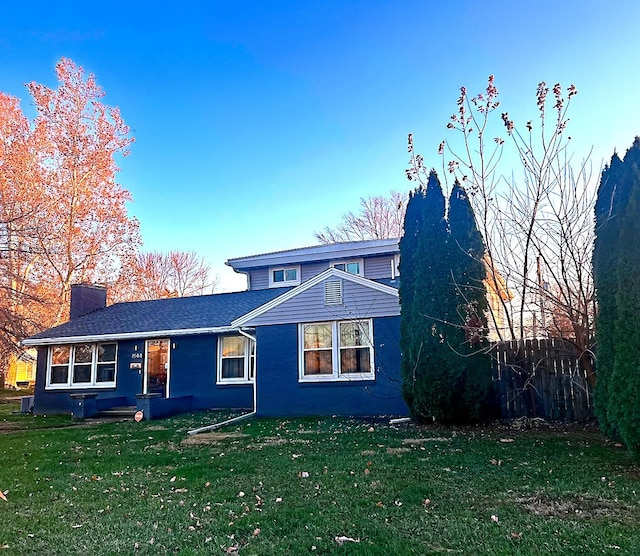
xmin=26 ymin=288 xmax=290 ymax=341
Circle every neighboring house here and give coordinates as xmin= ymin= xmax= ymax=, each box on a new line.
xmin=3 ymin=350 xmax=37 ymax=388
xmin=22 ymin=239 xmax=407 ymax=419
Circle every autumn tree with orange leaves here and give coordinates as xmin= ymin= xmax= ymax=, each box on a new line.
xmin=0 ymin=92 xmax=46 ymax=373
xmin=0 ymin=59 xmax=140 ymax=382
xmin=27 ymin=58 xmax=141 ymax=325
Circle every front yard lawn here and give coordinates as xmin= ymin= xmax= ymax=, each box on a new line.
xmin=1 ymin=403 xmax=639 ymax=554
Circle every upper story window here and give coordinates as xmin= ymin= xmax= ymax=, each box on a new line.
xmin=298 ymin=319 xmax=374 ymax=382
xmin=330 ymin=259 xmax=364 ymax=276
xmin=269 ymin=265 xmax=301 ymax=288
xmin=47 ymin=343 xmax=117 ymax=389
xmin=218 ymin=335 xmax=255 ymax=383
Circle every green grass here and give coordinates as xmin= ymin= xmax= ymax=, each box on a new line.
xmin=1 ymin=401 xmax=639 ymax=555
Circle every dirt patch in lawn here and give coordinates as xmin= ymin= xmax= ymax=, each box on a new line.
xmin=514 ymin=493 xmax=627 ymax=519
xmin=387 ymin=447 xmax=411 ymax=454
xmin=244 ymin=436 xmax=312 ymax=450
xmin=0 ymin=421 xmax=20 ymax=431
xmin=181 ymin=431 xmax=250 ymax=446
xmin=402 ymin=437 xmax=452 ymax=445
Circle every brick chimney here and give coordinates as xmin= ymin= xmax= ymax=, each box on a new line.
xmin=70 ymin=284 xmax=107 ymax=320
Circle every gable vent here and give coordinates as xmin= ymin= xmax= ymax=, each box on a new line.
xmin=324 ymin=280 xmax=343 ymax=306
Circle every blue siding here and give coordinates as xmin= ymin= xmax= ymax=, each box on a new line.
xmin=34 ymin=334 xmax=253 ymax=416
xmin=247 ymin=255 xmax=395 ymax=291
xmin=300 ymin=261 xmax=330 ymax=281
xmin=34 ymin=341 xmax=141 ymax=415
xmin=364 ymin=255 xmax=394 ymax=279
xmin=169 ymin=335 xmax=252 ymax=410
xmin=255 ymin=317 xmax=408 ymax=417
xmin=248 ymin=268 xmax=270 ymax=290
xmin=242 ymin=279 xmax=399 ymax=327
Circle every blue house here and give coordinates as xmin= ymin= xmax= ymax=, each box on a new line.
xmin=23 ymin=239 xmax=408 ymax=419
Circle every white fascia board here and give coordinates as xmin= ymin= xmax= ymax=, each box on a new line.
xmin=227 ymin=239 xmax=400 ymax=270
xmin=231 ymin=268 xmax=399 ymax=328
xmin=21 ymin=326 xmax=239 ymax=347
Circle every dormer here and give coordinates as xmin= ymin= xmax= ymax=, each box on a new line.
xmin=226 ymin=238 xmax=400 ymax=291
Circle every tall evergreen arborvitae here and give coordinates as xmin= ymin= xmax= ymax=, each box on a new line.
xmin=447 ymin=181 xmax=494 ymax=421
xmin=411 ymin=171 xmax=453 ymax=422
xmin=399 ymin=188 xmax=424 ymax=411
xmin=400 ymin=171 xmax=493 ymax=424
xmin=593 ymin=153 xmax=624 ymax=438
xmin=594 ymin=137 xmax=640 ymax=460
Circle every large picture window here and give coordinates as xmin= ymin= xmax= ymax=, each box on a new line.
xmin=47 ymin=343 xmax=117 ymax=389
xmin=299 ymin=320 xmax=374 ymax=381
xmin=218 ymin=335 xmax=255 ymax=383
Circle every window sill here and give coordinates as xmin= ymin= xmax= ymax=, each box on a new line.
xmin=216 ymin=379 xmax=255 ymax=386
xmin=45 ymin=383 xmax=117 ymax=390
xmin=298 ymin=374 xmax=375 ymax=383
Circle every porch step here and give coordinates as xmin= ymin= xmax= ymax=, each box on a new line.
xmin=97 ymin=405 xmax=137 ymax=418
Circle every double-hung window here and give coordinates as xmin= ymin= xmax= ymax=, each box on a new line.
xmin=218 ymin=335 xmax=255 ymax=383
xmin=47 ymin=343 xmax=117 ymax=389
xmin=299 ymin=319 xmax=374 ymax=381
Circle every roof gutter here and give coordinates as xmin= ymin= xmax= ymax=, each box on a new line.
xmin=21 ymin=326 xmax=239 ymax=347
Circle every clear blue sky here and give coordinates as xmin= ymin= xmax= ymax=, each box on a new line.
xmin=2 ymin=1 xmax=639 ymax=290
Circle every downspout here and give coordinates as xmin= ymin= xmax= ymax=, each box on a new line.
xmin=187 ymin=329 xmax=257 ymax=435
xmin=237 ymin=329 xmax=258 ymax=416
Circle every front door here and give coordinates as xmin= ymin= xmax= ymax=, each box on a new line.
xmin=144 ymin=339 xmax=169 ymax=397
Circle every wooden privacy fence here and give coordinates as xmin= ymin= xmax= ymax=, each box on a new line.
xmin=492 ymin=338 xmax=594 ymax=421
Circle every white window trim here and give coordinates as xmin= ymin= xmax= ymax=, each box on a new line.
xmin=391 ymin=254 xmax=400 ymax=279
xmin=330 ymin=258 xmax=364 ymax=276
xmin=46 ymin=343 xmax=118 ymax=390
xmin=268 ymin=265 xmax=301 ymax=288
xmin=298 ymin=319 xmax=375 ymax=383
xmin=217 ymin=335 xmax=255 ymax=384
